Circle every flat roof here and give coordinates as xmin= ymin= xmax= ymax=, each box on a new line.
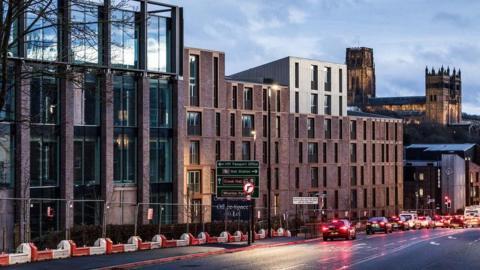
xmin=368 ymin=96 xmax=426 ymax=106
xmin=406 ymin=144 xmax=476 ymax=152
xmin=347 ymin=110 xmax=401 ymax=120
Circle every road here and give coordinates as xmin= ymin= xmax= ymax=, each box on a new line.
xmin=135 ymin=228 xmax=480 ymax=270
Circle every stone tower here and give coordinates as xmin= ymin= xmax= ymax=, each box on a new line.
xmin=425 ymin=66 xmax=462 ymax=125
xmin=346 ymin=47 xmax=376 ymax=107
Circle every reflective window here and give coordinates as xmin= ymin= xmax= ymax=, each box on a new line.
xmin=187 ymin=112 xmax=201 ymax=136
xmin=244 ymin=87 xmax=253 ymax=110
xmin=113 ymin=128 xmax=137 ymax=184
xmin=113 ymin=75 xmax=136 ymax=127
xmin=150 ymin=79 xmax=171 ymax=128
xmin=74 ymin=135 xmax=100 ymax=185
xmin=26 ymin=2 xmax=57 ymax=61
xmin=71 ymin=1 xmax=100 ymax=64
xmin=147 ymin=15 xmax=171 ymax=72
xmin=74 ymin=73 xmax=100 ymax=125
xmin=189 ymin=141 xmax=200 ymax=164
xmin=30 ymin=127 xmax=58 ymax=187
xmin=0 ymin=125 xmax=13 ymax=188
xmin=189 ymin=55 xmax=199 ymax=106
xmin=0 ymin=69 xmax=15 ymax=121
xmin=242 ymin=114 xmax=254 ymax=137
xmin=31 ymin=75 xmax=58 ymax=124
xmin=187 ymin=171 xmax=201 ymax=193
xmin=324 ymin=95 xmax=331 ymax=115
xmin=150 ymin=137 xmax=172 ymax=183
xmin=1 ymin=3 xmax=17 ymax=56
xmin=111 ymin=8 xmax=138 ymax=68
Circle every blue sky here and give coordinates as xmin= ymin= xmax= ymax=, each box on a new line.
xmin=164 ymin=0 xmax=480 ymax=114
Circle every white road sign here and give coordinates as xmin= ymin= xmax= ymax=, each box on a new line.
xmin=292 ymin=197 xmax=319 ymax=205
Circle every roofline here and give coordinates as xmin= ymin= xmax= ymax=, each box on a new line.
xmin=185 ymin=46 xmax=225 ymax=54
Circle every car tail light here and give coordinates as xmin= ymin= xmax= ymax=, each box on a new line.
xmin=367 ymin=222 xmax=371 ymax=225
xmin=340 ymin=226 xmax=348 ymax=231
xmin=380 ymin=222 xmax=385 ymax=226
xmin=322 ymin=226 xmax=328 ymax=232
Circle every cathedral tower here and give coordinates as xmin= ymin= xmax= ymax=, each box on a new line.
xmin=346 ymin=47 xmax=376 ymax=107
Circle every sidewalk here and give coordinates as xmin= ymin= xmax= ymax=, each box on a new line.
xmin=3 ymin=237 xmax=320 ymax=270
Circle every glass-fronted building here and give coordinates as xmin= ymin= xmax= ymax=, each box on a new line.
xmin=0 ymin=0 xmax=183 ymax=247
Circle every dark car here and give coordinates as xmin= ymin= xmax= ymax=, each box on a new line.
xmin=388 ymin=216 xmax=408 ymax=231
xmin=366 ymin=217 xmax=393 ymax=234
xmin=450 ymin=215 xmax=466 ymax=229
xmin=321 ymin=219 xmax=357 ymax=241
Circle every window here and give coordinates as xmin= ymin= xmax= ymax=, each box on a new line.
xmin=372 ymin=188 xmax=376 ymax=207
xmin=324 ymin=118 xmax=331 ymax=139
xmin=363 ymin=144 xmax=367 ymax=162
xmin=386 ymin=122 xmax=389 ymax=140
xmin=275 ymin=142 xmax=279 ymax=163
xmin=295 ymin=168 xmax=300 ymax=189
xmin=213 ymin=57 xmax=219 ymax=108
xmin=263 ymin=141 xmax=267 ymax=163
xmin=112 ymin=8 xmax=138 ymax=68
xmin=113 ymin=129 xmax=137 ymax=183
xmin=113 ymin=76 xmax=136 ymax=127
xmin=147 ymin=13 xmax=171 ymax=72
xmin=187 ymin=112 xmax=202 ymax=136
xmin=0 ymin=69 xmax=14 ymax=121
xmin=263 ymin=88 xmax=267 ymax=111
xmin=189 ymin=55 xmax=199 ymax=106
xmin=276 ymin=116 xmax=281 ymax=137
xmin=299 ymin=142 xmax=303 ymax=163
xmin=26 ymin=1 xmax=57 ymax=61
xmin=308 ymin=143 xmax=318 ymax=163
xmin=295 ymin=92 xmax=299 ymax=113
xmin=30 ymin=128 xmax=58 ymax=187
xmin=324 ymin=95 xmax=331 ymax=115
xmin=339 ymin=96 xmax=343 ymax=116
xmin=150 ymin=137 xmax=172 ymax=183
xmin=350 ymin=120 xmax=357 ymax=140
xmin=339 ymin=68 xmax=343 ymax=93
xmin=276 ymin=91 xmax=281 ymax=112
xmin=150 ymin=79 xmax=172 ymax=128
xmin=363 ymin=189 xmax=368 ymax=208
xmin=310 ymin=94 xmax=318 ymax=114
xmin=351 ymin=166 xmax=357 ymax=186
xmin=337 ymin=167 xmax=341 ymax=187
xmin=295 ymin=62 xmax=299 ymax=88
xmin=230 ymin=113 xmax=235 ymax=136
xmin=242 ymin=141 xmax=251 ymax=160
xmin=350 ymin=143 xmax=357 ymax=162
xmin=71 ymin=1 xmax=100 ymax=64
xmin=230 ymin=141 xmax=235 ymax=160
xmin=339 ymin=119 xmax=343 ymax=139
xmin=311 ymin=65 xmax=318 ymax=90
xmin=372 ymin=144 xmax=376 ymax=162
xmin=0 ymin=126 xmax=13 ymax=187
xmin=323 ymin=142 xmax=327 ymax=163
xmin=215 ymin=141 xmax=221 ymax=161
xmin=334 ymin=190 xmax=338 ymax=209
xmin=351 ymin=190 xmax=357 ymax=209
xmin=360 ymin=167 xmax=364 ymax=185
xmin=232 ymin=86 xmax=238 ymax=109
xmin=244 ymin=87 xmax=253 ymax=110
xmin=187 ymin=171 xmax=201 ymax=193
xmin=334 ymin=143 xmax=338 ymax=163
xmin=381 ymin=166 xmax=385 ymax=184
xmin=307 ymin=118 xmax=315 ymax=138
xmin=372 ymin=166 xmax=376 ymax=185
xmin=324 ymin=67 xmax=331 ymax=91
xmin=311 ymin=167 xmax=319 ymax=188
xmin=372 ymin=122 xmax=376 ymax=140
xmin=211 ymin=169 xmax=216 ymax=194
xmin=275 ymin=168 xmax=279 ymax=189
xmin=381 ymin=144 xmax=385 ymax=162
xmin=295 ymin=117 xmax=299 ymax=138
xmin=189 ymin=141 xmax=200 ymax=164
xmin=323 ymin=167 xmax=327 ymax=187
xmin=363 ymin=121 xmax=367 ymax=140
xmin=242 ymin=114 xmax=255 ymax=137
xmin=215 ymin=113 xmax=221 ymax=136
xmin=31 ymin=75 xmax=58 ymax=124
xmin=395 ymin=123 xmax=398 ymax=141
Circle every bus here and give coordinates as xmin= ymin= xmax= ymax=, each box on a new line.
xmin=464 ymin=205 xmax=480 ymax=227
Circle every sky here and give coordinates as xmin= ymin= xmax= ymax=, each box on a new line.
xmin=163 ymin=0 xmax=480 ymax=114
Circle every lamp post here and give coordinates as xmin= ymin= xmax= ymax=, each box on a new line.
xmin=250 ymin=130 xmax=256 ymax=244
xmin=263 ymin=78 xmax=278 ymax=238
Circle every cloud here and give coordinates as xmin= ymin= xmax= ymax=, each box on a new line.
xmin=432 ymin=12 xmax=470 ymax=27
xmin=287 ymin=7 xmax=307 ymax=24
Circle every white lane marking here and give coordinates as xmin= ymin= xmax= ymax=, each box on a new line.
xmin=398 ymin=240 xmax=407 ymax=243
xmin=353 ymin=243 xmax=367 ymax=247
xmin=410 ymin=237 xmax=418 ymax=240
xmin=429 ymin=241 xmax=440 ymax=246
xmin=447 ymin=236 xmax=457 ymax=239
xmin=277 ymin=264 xmax=306 ymax=270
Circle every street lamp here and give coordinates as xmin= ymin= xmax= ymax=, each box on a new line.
xmin=263 ymin=78 xmax=279 ymax=238
xmin=249 ymin=130 xmax=257 ymax=244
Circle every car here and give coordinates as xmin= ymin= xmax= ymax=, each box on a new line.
xmin=388 ymin=216 xmax=409 ymax=231
xmin=442 ymin=215 xmax=453 ymax=226
xmin=321 ymin=219 xmax=357 ymax=241
xmin=399 ymin=212 xmax=419 ymax=229
xmin=450 ymin=215 xmax=466 ymax=229
xmin=432 ymin=215 xmax=445 ymax=228
xmin=416 ymin=216 xmax=434 ymax=229
xmin=366 ymin=217 xmax=393 ymax=234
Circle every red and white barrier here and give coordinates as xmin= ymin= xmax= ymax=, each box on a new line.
xmin=181 ymin=233 xmax=204 ymax=246
xmin=199 ymin=232 xmax=228 ymax=243
xmin=234 ymin=231 xmax=248 ymax=241
xmin=254 ymin=229 xmax=266 ymax=240
xmin=272 ymin=228 xmax=292 ymax=237
xmin=68 ymin=239 xmax=107 ymax=257
xmin=157 ymin=234 xmax=189 ymax=248
xmin=0 ymin=243 xmax=32 ymax=266
xmin=29 ymin=241 xmax=71 ymax=262
xmin=104 ymin=238 xmax=137 ymax=254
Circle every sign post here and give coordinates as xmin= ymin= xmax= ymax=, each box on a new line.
xmin=243 ymin=182 xmax=255 ymax=245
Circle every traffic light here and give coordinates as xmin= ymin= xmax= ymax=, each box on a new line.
xmin=47 ymin=206 xmax=54 ymax=218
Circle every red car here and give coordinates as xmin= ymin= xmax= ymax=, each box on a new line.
xmin=432 ymin=215 xmax=445 ymax=228
xmin=450 ymin=215 xmax=466 ymax=229
xmin=389 ymin=216 xmax=409 ymax=231
xmin=366 ymin=217 xmax=393 ymax=234
xmin=322 ymin=219 xmax=357 ymax=241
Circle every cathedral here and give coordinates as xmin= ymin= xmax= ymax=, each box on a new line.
xmin=346 ymin=47 xmax=462 ymax=126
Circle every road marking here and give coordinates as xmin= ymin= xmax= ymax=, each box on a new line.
xmin=276 ymin=264 xmax=306 ymax=270
xmin=411 ymin=237 xmax=418 ymax=240
xmin=398 ymin=240 xmax=407 ymax=243
xmin=447 ymin=236 xmax=457 ymax=239
xmin=429 ymin=241 xmax=440 ymax=246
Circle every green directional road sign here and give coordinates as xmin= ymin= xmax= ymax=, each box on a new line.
xmin=216 ymin=160 xmax=260 ymax=198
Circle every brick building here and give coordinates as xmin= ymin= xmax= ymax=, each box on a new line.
xmin=179 ymin=48 xmax=404 ymax=223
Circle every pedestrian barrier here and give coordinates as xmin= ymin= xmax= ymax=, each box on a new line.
xmin=234 ymin=231 xmax=248 ymax=241
xmin=198 ymin=232 xmax=228 ymax=243
xmin=157 ymin=234 xmax=189 ymax=248
xmin=0 ymin=243 xmax=32 ymax=266
xmin=181 ymin=233 xmax=203 ymax=246
xmin=254 ymin=229 xmax=266 ymax=240
xmin=272 ymin=228 xmax=292 ymax=237
xmin=105 ymin=238 xmax=137 ymax=254
xmin=128 ymin=236 xmax=160 ymax=250
xmin=30 ymin=241 xmax=71 ymax=262
xmin=69 ymin=238 xmax=107 ymax=257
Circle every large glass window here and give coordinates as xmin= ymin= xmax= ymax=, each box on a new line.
xmin=311 ymin=65 xmax=318 ymax=90
xmin=187 ymin=171 xmax=201 ymax=193
xmin=324 ymin=67 xmax=331 ymax=91
xmin=74 ymin=73 xmax=100 ymax=125
xmin=242 ymin=114 xmax=254 ymax=137
xmin=308 ymin=143 xmax=318 ymax=163
xmin=310 ymin=94 xmax=318 ymax=114
xmin=31 ymin=75 xmax=58 ymax=124
xmin=150 ymin=79 xmax=172 ymax=128
xmin=242 ymin=141 xmax=251 ymax=161
xmin=324 ymin=95 xmax=331 ymax=115
xmin=26 ymin=1 xmax=57 ymax=61
xmin=0 ymin=69 xmax=15 ymax=121
xmin=307 ymin=118 xmax=315 ymax=138
xmin=0 ymin=125 xmax=13 ymax=188
xmin=112 ymin=8 xmax=138 ymax=68
xmin=324 ymin=118 xmax=331 ymax=139
xmin=71 ymin=1 xmax=100 ymax=64
xmin=189 ymin=141 xmax=200 ymax=164
xmin=113 ymin=75 xmax=136 ymax=127
xmin=113 ymin=128 xmax=137 ymax=184
xmin=189 ymin=55 xmax=199 ymax=106
xmin=187 ymin=112 xmax=201 ymax=136
xmin=244 ymin=87 xmax=253 ymax=110
xmin=30 ymin=127 xmax=58 ymax=187
xmin=147 ymin=15 xmax=171 ymax=72
xmin=74 ymin=135 xmax=100 ymax=186
xmin=150 ymin=136 xmax=172 ymax=183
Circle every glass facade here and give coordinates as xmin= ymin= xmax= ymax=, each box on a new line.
xmin=71 ymin=1 xmax=100 ymax=64
xmin=30 ymin=127 xmax=59 ymax=187
xmin=150 ymin=79 xmax=172 ymax=128
xmin=0 ymin=69 xmax=15 ymax=121
xmin=26 ymin=2 xmax=57 ymax=61
xmin=74 ymin=73 xmax=100 ymax=125
xmin=31 ymin=75 xmax=58 ymax=124
xmin=0 ymin=125 xmax=13 ymax=187
xmin=147 ymin=15 xmax=171 ymax=72
xmin=112 ymin=8 xmax=138 ymax=68
xmin=150 ymin=136 xmax=172 ymax=183
xmin=189 ymin=55 xmax=199 ymax=106
xmin=114 ymin=75 xmax=137 ymax=127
